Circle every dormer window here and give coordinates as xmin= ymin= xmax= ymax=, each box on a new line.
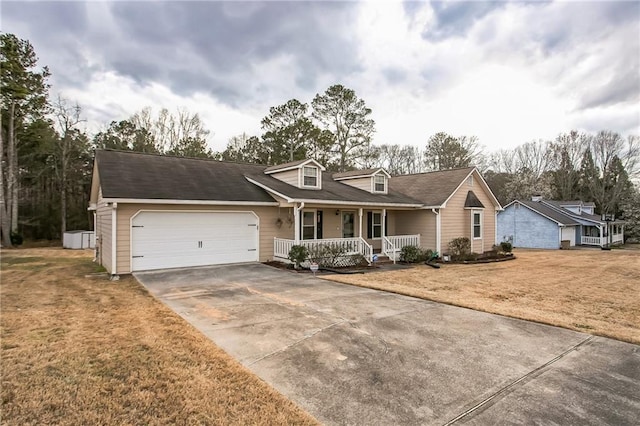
xmin=373 ymin=175 xmax=386 ymax=193
xmin=303 ymin=166 xmax=318 ymax=188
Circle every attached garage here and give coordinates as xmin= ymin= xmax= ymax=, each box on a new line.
xmin=131 ymin=211 xmax=259 ymax=271
xmin=561 ymin=225 xmax=576 ymax=247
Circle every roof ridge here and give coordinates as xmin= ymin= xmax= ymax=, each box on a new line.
xmin=392 ymin=166 xmax=475 ymax=177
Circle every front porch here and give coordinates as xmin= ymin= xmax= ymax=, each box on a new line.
xmin=274 ymin=234 xmax=421 ymax=265
xmin=580 ymin=223 xmax=624 ymax=247
xmin=271 ymin=204 xmax=425 ymax=265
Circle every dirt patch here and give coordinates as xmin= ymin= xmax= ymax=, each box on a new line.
xmin=322 ymin=248 xmax=640 ymax=344
xmin=0 ymin=247 xmax=318 ymax=425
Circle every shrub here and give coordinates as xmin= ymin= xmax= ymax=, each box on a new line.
xmin=448 ymin=237 xmax=470 ymax=260
xmin=350 ymin=253 xmax=368 ymax=267
xmin=307 ymin=243 xmax=349 ymax=268
xmin=288 ymin=245 xmax=308 ymax=269
xmin=400 ymin=245 xmax=421 ymax=263
xmin=500 ymin=241 xmax=513 ymax=253
xmin=399 ymin=246 xmax=434 ymax=263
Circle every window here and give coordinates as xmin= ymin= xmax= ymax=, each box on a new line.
xmin=473 ymin=212 xmax=482 ymax=239
xmin=373 ymin=175 xmax=386 ymax=192
xmin=303 ymin=166 xmax=318 ymax=187
xmin=302 ymin=211 xmax=316 ymax=240
xmin=371 ymin=212 xmax=382 ymax=238
xmin=467 ymin=175 xmax=474 ymax=186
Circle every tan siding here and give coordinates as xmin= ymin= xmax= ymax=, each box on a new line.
xmin=95 ymin=187 xmax=112 ymax=273
xmin=322 ymin=209 xmax=343 ymax=239
xmin=114 ymin=204 xmax=292 ymax=274
xmin=395 ymin=210 xmax=437 ymax=250
xmin=270 ymin=169 xmax=299 ymax=186
xmin=441 ymin=170 xmax=498 ymax=253
xmin=339 ymin=177 xmax=371 ymax=192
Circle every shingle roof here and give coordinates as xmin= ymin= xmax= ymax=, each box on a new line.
xmin=464 ymin=191 xmax=485 ymax=208
xmin=95 ymin=150 xmax=276 ymax=203
xmin=389 ymin=167 xmax=475 ymax=206
xmin=332 ymin=168 xmax=383 ymax=179
xmin=248 ymin=173 xmax=422 ymax=205
xmin=518 ymin=200 xmax=580 ymax=226
xmin=95 ymin=150 xmax=421 ymax=206
xmin=542 ymin=200 xmax=607 ymax=223
xmin=264 ymin=159 xmax=310 ymax=173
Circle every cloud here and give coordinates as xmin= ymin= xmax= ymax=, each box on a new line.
xmin=1 ymin=0 xmax=638 ymax=154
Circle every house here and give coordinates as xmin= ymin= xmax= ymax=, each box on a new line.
xmin=497 ymin=197 xmax=625 ymax=249
xmin=89 ymin=150 xmax=502 ymax=275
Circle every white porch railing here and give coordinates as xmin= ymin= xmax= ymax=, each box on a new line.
xmin=274 ymin=237 xmax=373 ymax=264
xmin=581 ymin=236 xmax=604 ymax=246
xmin=581 ymin=235 xmax=624 ymax=246
xmin=383 ymin=234 xmax=421 ymax=263
xmin=611 ymin=234 xmax=624 ymax=244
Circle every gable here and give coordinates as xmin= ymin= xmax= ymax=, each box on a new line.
xmin=391 ymin=167 xmax=501 ymax=209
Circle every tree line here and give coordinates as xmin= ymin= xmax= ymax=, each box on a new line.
xmin=2 ymin=33 xmax=639 ymax=246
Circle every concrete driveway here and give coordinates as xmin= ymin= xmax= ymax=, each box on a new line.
xmin=135 ymin=264 xmax=640 ymax=425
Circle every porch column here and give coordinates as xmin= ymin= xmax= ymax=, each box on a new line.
xmin=294 ymin=204 xmax=300 ymax=243
xmin=358 ymin=208 xmax=363 ymax=238
xmin=382 ymin=208 xmax=386 ymax=238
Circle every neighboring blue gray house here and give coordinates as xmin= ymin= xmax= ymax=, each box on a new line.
xmin=497 ymin=198 xmax=625 ymax=249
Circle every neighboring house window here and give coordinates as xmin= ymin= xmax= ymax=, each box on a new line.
xmin=373 ymin=175 xmax=386 ymax=193
xmin=473 ymin=211 xmax=482 ymax=239
xmin=303 ymin=166 xmax=318 ymax=187
xmin=302 ymin=211 xmax=316 ymax=239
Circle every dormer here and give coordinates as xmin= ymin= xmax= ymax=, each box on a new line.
xmin=333 ymin=168 xmax=391 ymax=194
xmin=582 ymin=202 xmax=595 ymax=215
xmin=559 ymin=202 xmax=582 ymax=215
xmin=264 ymin=159 xmax=325 ymax=190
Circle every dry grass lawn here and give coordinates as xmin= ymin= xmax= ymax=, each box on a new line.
xmin=1 ymin=248 xmax=318 ymax=425
xmin=324 ymin=248 xmax=640 ymax=344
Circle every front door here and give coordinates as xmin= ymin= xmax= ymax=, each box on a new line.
xmin=342 ymin=211 xmax=355 ymax=238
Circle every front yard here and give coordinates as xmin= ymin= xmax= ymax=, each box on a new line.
xmin=0 ymin=248 xmax=317 ymax=425
xmin=324 ymin=248 xmax=640 ymax=344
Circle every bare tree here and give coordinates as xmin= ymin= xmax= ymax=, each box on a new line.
xmin=131 ymin=107 xmax=210 ymax=154
xmin=549 ymin=131 xmax=587 ymax=200
xmin=52 ymin=95 xmax=85 ymax=238
xmin=581 ymin=131 xmax=638 ymax=215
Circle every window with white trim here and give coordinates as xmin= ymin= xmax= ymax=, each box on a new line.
xmin=373 ymin=175 xmax=386 ymax=193
xmin=473 ymin=211 xmax=482 ymax=239
xmin=303 ymin=166 xmax=318 ymax=187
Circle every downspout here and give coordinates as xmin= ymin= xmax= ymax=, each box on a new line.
xmin=432 ymin=208 xmax=441 ymax=255
xmin=111 ymin=202 xmax=119 ymax=280
xmin=294 ymin=202 xmax=305 ymax=243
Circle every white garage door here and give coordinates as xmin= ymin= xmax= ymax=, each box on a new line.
xmin=131 ymin=211 xmax=258 ymax=271
xmin=561 ymin=226 xmax=576 ymax=247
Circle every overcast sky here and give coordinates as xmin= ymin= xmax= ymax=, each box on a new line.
xmin=3 ymin=1 xmax=639 ymax=153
